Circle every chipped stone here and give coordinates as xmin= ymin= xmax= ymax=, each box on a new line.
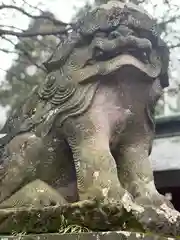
xmin=157 ymin=203 xmax=180 ymax=223
xmin=48 ymin=147 xmax=54 ymax=152
xmin=28 ymin=134 xmax=36 ymax=139
xmin=135 ymin=233 xmax=141 ymax=237
xmin=93 ymin=171 xmax=100 ymax=180
xmin=122 ymin=231 xmax=131 ymax=237
xmin=102 ymin=188 xmax=109 ymax=197
xmin=37 ymin=189 xmax=45 ymax=193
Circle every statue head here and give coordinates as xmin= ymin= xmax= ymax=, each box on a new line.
xmin=44 ymin=1 xmax=169 ymax=90
xmin=40 ymin=1 xmax=170 ymax=138
xmin=1 ymin=1 xmax=169 ymax=143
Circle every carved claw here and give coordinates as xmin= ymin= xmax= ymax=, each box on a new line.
xmin=135 ymin=192 xmax=174 ymax=210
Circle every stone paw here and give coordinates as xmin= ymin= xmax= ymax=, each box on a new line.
xmin=135 ymin=203 xmax=180 ymax=236
xmin=135 ymin=192 xmax=174 ymax=209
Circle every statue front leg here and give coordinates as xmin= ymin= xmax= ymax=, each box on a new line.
xmin=63 ymin=117 xmax=133 ymax=205
xmin=115 ymin=134 xmax=173 ymax=208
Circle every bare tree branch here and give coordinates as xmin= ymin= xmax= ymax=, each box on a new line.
xmin=1 ymin=36 xmax=15 ymax=46
xmin=0 ymin=4 xmax=71 ymax=42
xmin=158 ymin=15 xmax=180 ymax=29
xmin=1 ymin=36 xmax=47 ymax=73
xmin=21 ymin=0 xmax=44 ymax=14
xmin=0 ymin=28 xmax=70 ymax=38
xmin=0 ymin=4 xmax=68 ymax=26
xmin=0 ymin=48 xmax=17 ymax=54
xmin=15 ymin=42 xmax=47 ymax=72
xmin=0 ymin=24 xmax=25 ymax=32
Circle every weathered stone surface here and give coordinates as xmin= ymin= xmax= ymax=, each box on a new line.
xmin=0 ymin=200 xmax=178 ymax=237
xmin=0 ymin=231 xmax=178 ymax=240
xmin=0 ymin=0 xmax=178 ymax=238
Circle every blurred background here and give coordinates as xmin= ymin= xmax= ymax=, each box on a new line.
xmin=0 ymin=0 xmax=180 ymax=209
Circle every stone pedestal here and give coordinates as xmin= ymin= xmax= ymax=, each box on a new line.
xmin=0 ymin=231 xmax=177 ymax=240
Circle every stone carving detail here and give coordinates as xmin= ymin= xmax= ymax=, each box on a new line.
xmin=0 ymin=0 xmax=179 ymax=237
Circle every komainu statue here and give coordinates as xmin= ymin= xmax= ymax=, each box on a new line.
xmin=0 ymin=0 xmax=179 ymax=237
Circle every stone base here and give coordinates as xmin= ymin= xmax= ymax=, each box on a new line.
xmin=0 ymin=201 xmax=180 ymax=237
xmin=0 ymin=231 xmax=177 ymax=240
